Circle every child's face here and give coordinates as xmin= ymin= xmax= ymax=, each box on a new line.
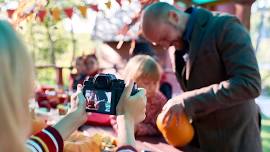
xmin=85 ymin=57 xmax=98 ymax=75
xmin=76 ymin=59 xmax=86 ymax=74
xmin=136 ymin=79 xmax=159 ymax=98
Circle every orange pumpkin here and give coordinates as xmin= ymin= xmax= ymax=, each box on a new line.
xmin=156 ymin=112 xmax=194 ymax=147
xmin=64 ymin=131 xmax=100 ymax=152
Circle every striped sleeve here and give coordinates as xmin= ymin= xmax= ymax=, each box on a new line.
xmin=116 ymin=145 xmax=138 ymax=152
xmin=26 ymin=126 xmax=63 ymax=152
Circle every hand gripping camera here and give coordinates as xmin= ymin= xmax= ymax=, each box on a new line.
xmin=82 ymin=73 xmax=138 ymax=115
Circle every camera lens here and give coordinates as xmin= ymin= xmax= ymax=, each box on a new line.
xmin=94 ymin=75 xmax=110 ymax=89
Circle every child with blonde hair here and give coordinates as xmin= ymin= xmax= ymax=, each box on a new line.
xmin=112 ymin=55 xmax=167 ymax=136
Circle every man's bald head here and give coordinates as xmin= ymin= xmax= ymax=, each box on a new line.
xmin=142 ymin=2 xmax=179 ymax=33
xmin=141 ymin=2 xmax=188 ymax=49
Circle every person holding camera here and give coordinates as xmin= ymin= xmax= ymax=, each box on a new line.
xmin=0 ymin=20 xmax=146 ymax=152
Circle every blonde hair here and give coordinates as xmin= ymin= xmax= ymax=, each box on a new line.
xmin=123 ymin=55 xmax=162 ymax=82
xmin=0 ymin=20 xmax=34 ymax=152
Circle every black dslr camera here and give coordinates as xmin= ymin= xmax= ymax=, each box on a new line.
xmin=82 ymin=73 xmax=138 ymax=115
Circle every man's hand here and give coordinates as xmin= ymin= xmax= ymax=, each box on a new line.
xmin=162 ymin=95 xmax=185 ymax=127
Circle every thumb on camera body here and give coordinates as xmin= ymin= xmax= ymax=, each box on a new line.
xmin=117 ymin=80 xmax=147 ymax=124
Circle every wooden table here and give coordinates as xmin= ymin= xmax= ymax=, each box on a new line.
xmin=80 ymin=125 xmax=183 ymax=152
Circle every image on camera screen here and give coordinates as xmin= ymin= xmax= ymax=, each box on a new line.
xmin=85 ymin=89 xmax=111 ymax=113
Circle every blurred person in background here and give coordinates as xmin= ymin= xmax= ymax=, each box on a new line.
xmin=69 ymin=56 xmax=87 ymax=92
xmin=85 ymin=54 xmax=100 ymax=78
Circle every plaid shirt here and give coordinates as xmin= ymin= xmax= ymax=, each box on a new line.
xmin=111 ymin=91 xmax=167 ymax=136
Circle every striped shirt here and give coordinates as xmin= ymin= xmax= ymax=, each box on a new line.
xmin=116 ymin=145 xmax=138 ymax=152
xmin=111 ymin=91 xmax=167 ymax=136
xmin=26 ymin=126 xmax=137 ymax=152
xmin=26 ymin=126 xmax=63 ymax=152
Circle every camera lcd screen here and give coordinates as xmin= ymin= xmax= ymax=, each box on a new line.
xmin=85 ymin=89 xmax=112 ymax=113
